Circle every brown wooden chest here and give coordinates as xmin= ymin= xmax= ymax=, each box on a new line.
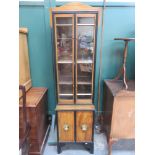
xmin=19 ymin=87 xmax=48 ymax=155
xmin=103 ymin=80 xmax=135 ymax=142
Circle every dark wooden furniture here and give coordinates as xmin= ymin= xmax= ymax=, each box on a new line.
xmin=19 ymin=87 xmax=48 ymax=155
xmin=103 ymin=80 xmax=135 ymax=155
xmin=19 ymin=85 xmax=31 ymax=155
xmin=50 ymin=2 xmax=100 ymax=153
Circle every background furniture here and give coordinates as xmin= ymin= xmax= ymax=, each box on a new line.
xmin=19 ymin=28 xmax=32 ymax=92
xmin=114 ymin=38 xmax=135 ymax=89
xmin=19 ymin=85 xmax=31 ymax=155
xmin=103 ymin=80 xmax=135 ymax=155
xmin=50 ymin=2 xmax=100 ymax=153
xmin=19 ymin=88 xmax=48 ymax=155
xmin=19 ymin=28 xmax=49 ymax=155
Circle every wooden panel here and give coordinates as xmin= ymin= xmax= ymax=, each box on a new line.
xmin=58 ymin=112 xmax=74 ymax=142
xmin=110 ymin=96 xmax=135 ymax=139
xmin=19 ymin=87 xmax=48 ymax=154
xmin=56 ymin=104 xmax=95 ymax=111
xmin=19 ymin=88 xmax=47 ymax=107
xmin=76 ymin=111 xmax=93 ymax=142
xmin=19 ymin=28 xmax=32 ymax=92
xmin=103 ymin=80 xmax=135 ymax=141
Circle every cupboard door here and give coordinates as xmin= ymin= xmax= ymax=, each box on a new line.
xmin=76 ymin=111 xmax=93 ymax=142
xmin=54 ymin=14 xmax=75 ymax=104
xmin=76 ymin=14 xmax=96 ymax=104
xmin=58 ymin=112 xmax=74 ymax=142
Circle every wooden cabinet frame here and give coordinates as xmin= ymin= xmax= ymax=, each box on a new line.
xmin=50 ymin=2 xmax=100 ymax=154
xmin=52 ymin=11 xmax=98 ymax=105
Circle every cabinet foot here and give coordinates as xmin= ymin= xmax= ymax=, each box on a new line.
xmin=57 ymin=143 xmax=62 ymax=154
xmin=90 ymin=143 xmax=94 ymax=154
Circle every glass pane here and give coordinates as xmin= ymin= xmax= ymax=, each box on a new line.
xmin=77 ymin=95 xmax=91 ymax=99
xmin=58 ymin=64 xmax=72 ymax=83
xmin=57 ymin=38 xmax=72 ymax=61
xmin=77 ymin=85 xmax=91 ymax=94
xmin=78 ymin=17 xmax=95 ymax=24
xmin=59 ymin=85 xmax=73 ymax=94
xmin=56 ymin=17 xmax=72 ymax=24
xmin=77 ymin=64 xmax=92 ymax=83
xmin=57 ymin=26 xmax=72 ymax=39
xmin=59 ymin=95 xmax=73 ymax=100
xmin=77 ymin=26 xmax=94 ymax=60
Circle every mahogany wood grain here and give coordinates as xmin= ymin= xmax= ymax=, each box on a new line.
xmin=19 ymin=88 xmax=48 ymax=155
xmin=58 ymin=112 xmax=74 ymax=142
xmin=76 ymin=111 xmax=93 ymax=142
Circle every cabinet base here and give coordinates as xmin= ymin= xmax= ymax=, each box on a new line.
xmin=57 ymin=142 xmax=94 ymax=154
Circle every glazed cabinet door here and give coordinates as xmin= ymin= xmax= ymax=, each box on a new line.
xmin=58 ymin=112 xmax=74 ymax=142
xmin=76 ymin=111 xmax=93 ymax=142
xmin=75 ymin=14 xmax=96 ymax=104
xmin=54 ymin=14 xmax=75 ymax=104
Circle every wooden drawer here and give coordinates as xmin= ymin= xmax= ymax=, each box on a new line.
xmin=58 ymin=112 xmax=74 ymax=142
xmin=76 ymin=111 xmax=93 ymax=142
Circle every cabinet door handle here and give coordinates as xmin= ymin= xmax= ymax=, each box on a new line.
xmin=63 ymin=124 xmax=69 ymax=131
xmin=81 ymin=124 xmax=88 ymax=132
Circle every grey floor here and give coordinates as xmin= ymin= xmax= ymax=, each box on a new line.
xmin=43 ymin=126 xmax=135 ymax=155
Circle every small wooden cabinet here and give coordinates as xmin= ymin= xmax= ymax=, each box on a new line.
xmin=56 ymin=105 xmax=95 ymax=153
xmin=50 ymin=2 xmax=99 ymax=153
xmin=19 ymin=88 xmax=48 ymax=155
xmin=103 ymin=80 xmax=135 ymax=155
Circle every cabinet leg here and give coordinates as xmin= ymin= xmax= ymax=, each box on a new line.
xmin=57 ymin=143 xmax=62 ymax=154
xmin=90 ymin=143 xmax=94 ymax=154
xmin=108 ymin=138 xmax=118 ymax=155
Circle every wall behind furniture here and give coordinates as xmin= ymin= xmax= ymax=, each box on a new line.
xmin=19 ymin=0 xmax=135 ymax=114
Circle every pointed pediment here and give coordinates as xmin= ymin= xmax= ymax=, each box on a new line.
xmin=51 ymin=2 xmax=99 ymax=12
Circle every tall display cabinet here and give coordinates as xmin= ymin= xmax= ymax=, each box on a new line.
xmin=50 ymin=3 xmax=100 ymax=153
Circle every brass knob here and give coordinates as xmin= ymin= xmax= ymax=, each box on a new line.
xmin=63 ymin=124 xmax=69 ymax=131
xmin=81 ymin=124 xmax=88 ymax=131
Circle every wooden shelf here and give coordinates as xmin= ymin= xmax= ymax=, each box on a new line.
xmin=57 ymin=60 xmax=73 ymax=63
xmin=59 ymin=93 xmax=73 ymax=96
xmin=58 ymin=81 xmax=73 ymax=85
xmin=56 ymin=24 xmax=72 ymax=26
xmin=77 ymin=93 xmax=92 ymax=96
xmin=77 ymin=24 xmax=95 ymax=26
xmin=77 ymin=60 xmax=93 ymax=63
xmin=77 ymin=81 xmax=91 ymax=85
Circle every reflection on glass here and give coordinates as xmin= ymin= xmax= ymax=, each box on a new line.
xmin=77 ymin=64 xmax=92 ymax=83
xmin=77 ymin=95 xmax=91 ymax=99
xmin=59 ymin=95 xmax=73 ymax=100
xmin=59 ymin=85 xmax=73 ymax=94
xmin=77 ymin=85 xmax=91 ymax=94
xmin=57 ymin=26 xmax=73 ymax=61
xmin=57 ymin=26 xmax=72 ymax=39
xmin=78 ymin=17 xmax=95 ymax=24
xmin=56 ymin=17 xmax=72 ymax=24
xmin=58 ymin=64 xmax=72 ymax=83
xmin=77 ymin=26 xmax=94 ymax=60
xmin=57 ymin=39 xmax=72 ymax=61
